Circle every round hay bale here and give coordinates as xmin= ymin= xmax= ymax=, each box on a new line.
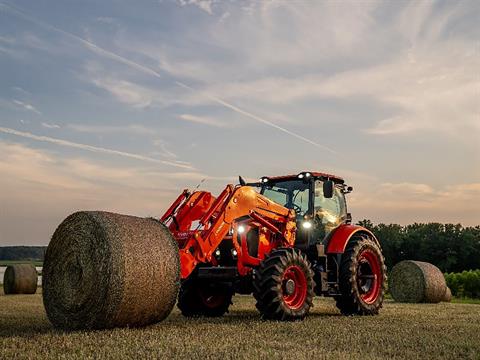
xmin=3 ymin=264 xmax=38 ymax=294
xmin=389 ymin=260 xmax=446 ymax=303
xmin=443 ymin=286 xmax=452 ymax=302
xmin=43 ymin=211 xmax=180 ymax=330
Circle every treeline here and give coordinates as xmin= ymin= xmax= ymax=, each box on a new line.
xmin=0 ymin=246 xmax=47 ymax=261
xmin=445 ymin=270 xmax=480 ymax=298
xmin=357 ymin=220 xmax=480 ymax=273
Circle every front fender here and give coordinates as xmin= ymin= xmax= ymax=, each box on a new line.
xmin=325 ymin=224 xmax=379 ymax=254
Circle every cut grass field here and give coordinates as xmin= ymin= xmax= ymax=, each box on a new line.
xmin=0 ymin=289 xmax=479 ymax=360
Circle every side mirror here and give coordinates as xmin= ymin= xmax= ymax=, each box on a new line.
xmin=323 ymin=180 xmax=334 ymax=198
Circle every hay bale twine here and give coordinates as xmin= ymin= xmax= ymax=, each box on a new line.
xmin=389 ymin=260 xmax=447 ymax=303
xmin=443 ymin=286 xmax=452 ymax=302
xmin=43 ymin=211 xmax=180 ymax=330
xmin=3 ymin=264 xmax=38 ymax=294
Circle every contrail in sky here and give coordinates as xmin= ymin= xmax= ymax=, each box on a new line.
xmin=0 ymin=2 xmax=337 ymax=154
xmin=0 ymin=127 xmax=193 ymax=169
xmin=175 ymin=81 xmax=336 ymax=154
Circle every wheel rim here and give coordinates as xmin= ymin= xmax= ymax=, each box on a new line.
xmin=357 ymin=249 xmax=381 ymax=304
xmin=282 ymin=265 xmax=307 ymax=310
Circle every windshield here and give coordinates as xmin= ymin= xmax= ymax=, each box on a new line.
xmin=261 ymin=180 xmax=310 ymax=217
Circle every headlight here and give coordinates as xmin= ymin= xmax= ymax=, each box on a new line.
xmin=237 ymin=225 xmax=246 ymax=234
xmin=302 ymin=221 xmax=312 ymax=229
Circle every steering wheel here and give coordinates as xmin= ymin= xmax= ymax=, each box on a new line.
xmin=292 ymin=204 xmax=303 ymax=214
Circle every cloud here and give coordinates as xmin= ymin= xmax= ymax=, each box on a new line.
xmin=176 ymin=81 xmax=338 ymax=154
xmin=0 ymin=141 xmax=210 ymax=244
xmin=0 ymin=126 xmax=193 ymax=169
xmin=41 ymin=122 xmax=60 ymax=129
xmin=89 ymin=75 xmax=154 ymax=108
xmin=177 ymin=0 xmax=216 ymax=15
xmin=131 ymin=1 xmax=479 ymax=138
xmin=12 ymin=99 xmax=41 ymax=115
xmin=152 ymin=139 xmax=178 ymax=159
xmin=349 ymin=181 xmax=480 ymax=226
xmin=178 ymin=113 xmax=228 ymax=128
xmin=3 ymin=4 xmax=338 ymax=152
xmin=0 ymin=35 xmax=15 ymax=44
xmin=68 ymin=123 xmax=152 ymax=134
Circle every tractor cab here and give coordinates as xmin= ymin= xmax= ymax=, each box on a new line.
xmin=258 ymin=171 xmax=352 ymax=248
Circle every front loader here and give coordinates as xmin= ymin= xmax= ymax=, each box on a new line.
xmin=161 ymin=171 xmax=386 ymax=320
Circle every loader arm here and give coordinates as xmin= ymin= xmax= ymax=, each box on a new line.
xmin=163 ymin=185 xmax=297 ymax=278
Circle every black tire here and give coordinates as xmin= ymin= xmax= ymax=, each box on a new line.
xmin=335 ymin=236 xmax=386 ymax=315
xmin=177 ymin=279 xmax=233 ymax=317
xmin=253 ymin=248 xmax=315 ymax=320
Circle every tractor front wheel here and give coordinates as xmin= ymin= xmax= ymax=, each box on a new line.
xmin=253 ymin=248 xmax=315 ymax=320
xmin=177 ymin=280 xmax=233 ymax=317
xmin=335 ymin=236 xmax=386 ymax=315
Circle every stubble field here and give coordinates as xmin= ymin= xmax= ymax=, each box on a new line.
xmin=0 ymin=289 xmax=479 ymax=359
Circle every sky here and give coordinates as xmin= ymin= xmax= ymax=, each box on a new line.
xmin=0 ymin=0 xmax=479 ymax=246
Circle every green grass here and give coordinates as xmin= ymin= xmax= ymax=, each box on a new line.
xmin=0 ymin=260 xmax=43 ymax=266
xmin=451 ymin=297 xmax=480 ymax=305
xmin=1 ymin=290 xmax=479 ymax=359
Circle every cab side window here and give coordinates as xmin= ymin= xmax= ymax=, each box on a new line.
xmin=314 ymin=180 xmax=346 ymax=232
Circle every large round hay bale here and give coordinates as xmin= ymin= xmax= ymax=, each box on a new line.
xmin=3 ymin=264 xmax=38 ymax=294
xmin=389 ymin=260 xmax=447 ymax=303
xmin=443 ymin=286 xmax=452 ymax=302
xmin=43 ymin=211 xmax=180 ymax=330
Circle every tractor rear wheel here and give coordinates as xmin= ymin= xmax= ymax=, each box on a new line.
xmin=177 ymin=279 xmax=233 ymax=317
xmin=253 ymin=248 xmax=315 ymax=320
xmin=335 ymin=236 xmax=386 ymax=315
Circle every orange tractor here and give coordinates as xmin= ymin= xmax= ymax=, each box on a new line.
xmin=161 ymin=171 xmax=386 ymax=320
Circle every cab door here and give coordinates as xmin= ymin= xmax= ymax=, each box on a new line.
xmin=311 ymin=180 xmax=348 ymax=242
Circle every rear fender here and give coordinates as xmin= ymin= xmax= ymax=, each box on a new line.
xmin=325 ymin=224 xmax=379 ymax=254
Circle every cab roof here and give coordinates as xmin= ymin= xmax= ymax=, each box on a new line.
xmin=263 ymin=171 xmax=345 ymax=184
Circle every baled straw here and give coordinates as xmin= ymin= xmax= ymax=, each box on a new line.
xmin=42 ymin=211 xmax=180 ymax=330
xmin=3 ymin=264 xmax=38 ymax=294
xmin=389 ymin=260 xmax=447 ymax=303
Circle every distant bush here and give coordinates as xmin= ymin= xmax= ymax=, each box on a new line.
xmin=0 ymin=246 xmax=46 ymax=261
xmin=445 ymin=270 xmax=480 ymax=299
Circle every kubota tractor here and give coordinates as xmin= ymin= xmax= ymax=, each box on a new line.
xmin=161 ymin=171 xmax=386 ymax=320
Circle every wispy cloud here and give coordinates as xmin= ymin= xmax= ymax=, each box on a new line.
xmin=0 ymin=126 xmax=193 ymax=169
xmin=12 ymin=86 xmax=30 ymax=95
xmin=0 ymin=34 xmax=15 ymax=44
xmin=12 ymin=99 xmax=41 ymax=115
xmin=89 ymin=74 xmax=154 ymax=108
xmin=176 ymin=81 xmax=338 ymax=154
xmin=178 ymin=113 xmax=228 ymax=128
xmin=2 ymin=2 xmax=335 ymax=153
xmin=350 ymin=181 xmax=480 ymax=225
xmin=152 ymin=139 xmax=178 ymax=160
xmin=41 ymin=122 xmax=60 ymax=129
xmin=68 ymin=123 xmax=152 ymax=134
xmin=177 ymin=0 xmax=216 ymax=15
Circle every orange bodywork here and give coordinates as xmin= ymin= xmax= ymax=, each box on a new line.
xmin=161 ymin=185 xmax=297 ymax=279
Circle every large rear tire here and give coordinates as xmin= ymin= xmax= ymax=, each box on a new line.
xmin=253 ymin=248 xmax=315 ymax=320
xmin=177 ymin=279 xmax=233 ymax=317
xmin=335 ymin=236 xmax=386 ymax=315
